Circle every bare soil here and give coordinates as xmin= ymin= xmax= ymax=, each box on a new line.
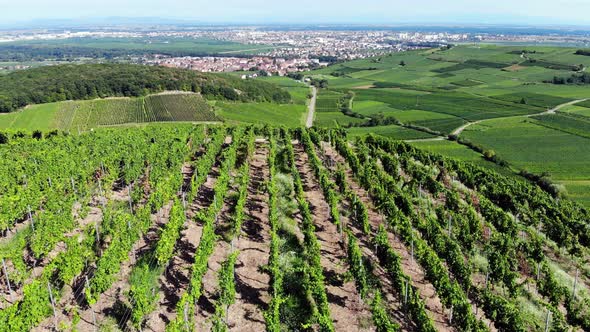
xmin=227 ymin=142 xmax=272 ymax=332
xmin=294 ymin=143 xmax=375 ymax=331
xmin=322 ymin=143 xmax=454 ymax=331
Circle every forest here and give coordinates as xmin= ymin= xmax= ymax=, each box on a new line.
xmin=0 ymin=64 xmax=291 ymax=112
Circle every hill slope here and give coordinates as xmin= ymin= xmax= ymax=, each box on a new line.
xmin=0 ymin=63 xmax=291 ymax=112
xmin=0 ymin=124 xmax=589 ymax=331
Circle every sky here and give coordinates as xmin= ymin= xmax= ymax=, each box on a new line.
xmin=1 ymin=0 xmax=590 ymax=26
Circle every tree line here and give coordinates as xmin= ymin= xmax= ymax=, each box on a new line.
xmin=0 ymin=63 xmax=291 ymax=113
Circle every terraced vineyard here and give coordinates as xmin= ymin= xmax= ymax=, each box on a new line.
xmin=1 ymin=124 xmax=589 ymax=332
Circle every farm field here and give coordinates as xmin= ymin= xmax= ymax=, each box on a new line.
xmin=347 ymin=124 xmax=436 ymax=140
xmin=213 ymin=101 xmax=307 ymax=127
xmin=0 ymin=93 xmax=219 ymax=131
xmin=305 ymin=44 xmax=590 ymax=204
xmin=461 ymin=117 xmax=590 ymax=205
xmin=1 ymin=124 xmax=590 ymax=332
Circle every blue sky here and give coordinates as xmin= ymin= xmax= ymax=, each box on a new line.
xmin=2 ymin=0 xmax=590 ymax=26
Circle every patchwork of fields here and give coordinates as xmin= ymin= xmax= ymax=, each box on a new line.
xmin=306 ymin=44 xmax=590 ymax=205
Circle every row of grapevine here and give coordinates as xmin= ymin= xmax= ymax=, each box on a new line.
xmin=282 ymin=130 xmax=335 ymax=332
xmin=166 ymin=128 xmax=245 ymax=331
xmin=304 ymin=129 xmax=436 ymax=331
xmin=364 ymin=133 xmax=585 ymax=331
xmin=0 ymin=126 xmax=201 ymax=330
xmin=328 ymin=131 xmax=489 ymax=331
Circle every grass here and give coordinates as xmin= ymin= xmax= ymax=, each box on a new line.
xmin=215 ymin=102 xmax=306 ymax=127
xmin=0 ymin=103 xmax=59 ymax=131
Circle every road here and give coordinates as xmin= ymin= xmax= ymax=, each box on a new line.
xmin=406 ymin=98 xmax=588 ymax=142
xmin=306 ymin=86 xmax=317 ymax=128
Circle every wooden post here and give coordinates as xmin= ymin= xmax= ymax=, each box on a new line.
xmin=48 ymin=282 xmax=57 ymax=328
xmin=86 ymin=276 xmax=97 ymax=331
xmin=71 ymin=177 xmax=77 ymax=196
xmin=544 ymin=310 xmax=551 ymax=332
xmin=573 ymin=268 xmax=579 ymax=298
xmin=184 ymin=302 xmax=190 ymax=331
xmin=449 ymin=305 xmax=453 ymax=324
xmin=485 ymin=271 xmax=490 ymax=289
xmin=448 ymin=215 xmax=452 ymax=237
xmin=28 ymin=205 xmax=35 ymax=231
xmin=403 ymin=279 xmax=409 ymax=310
xmin=410 ymin=235 xmax=414 ymax=263
xmin=128 ymin=185 xmax=133 ymax=213
xmin=48 ymin=176 xmax=52 ymax=188
xmin=2 ymin=258 xmax=13 ymax=302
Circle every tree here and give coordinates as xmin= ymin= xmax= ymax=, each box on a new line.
xmin=399 ymin=60 xmax=406 ymax=67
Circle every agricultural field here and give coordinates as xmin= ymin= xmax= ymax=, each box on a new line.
xmin=304 ymin=45 xmax=590 ymax=204
xmin=1 ymin=124 xmax=590 ymax=332
xmin=461 ymin=117 xmax=590 ymax=205
xmin=0 ymin=93 xmax=218 ymax=131
xmin=347 ymin=124 xmax=436 ymax=140
xmin=213 ymin=102 xmax=307 ymax=127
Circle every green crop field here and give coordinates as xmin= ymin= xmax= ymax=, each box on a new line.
xmin=314 ymin=112 xmax=366 ymax=127
xmin=0 ymin=93 xmax=218 ymax=131
xmin=462 ymin=117 xmax=590 ymax=205
xmin=532 ymin=113 xmax=590 ymax=139
xmin=347 ymin=124 xmax=436 ymax=140
xmin=213 ymin=102 xmax=306 ymax=127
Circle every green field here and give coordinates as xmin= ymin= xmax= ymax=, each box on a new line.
xmin=314 ymin=112 xmax=366 ymax=127
xmin=0 ymin=93 xmax=217 ymax=131
xmin=347 ymin=124 xmax=436 ymax=140
xmin=462 ymin=117 xmax=590 ymax=205
xmin=213 ymin=102 xmax=306 ymax=127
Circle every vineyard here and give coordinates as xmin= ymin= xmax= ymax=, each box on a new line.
xmin=28 ymin=93 xmax=219 ymax=132
xmin=1 ymin=124 xmax=590 ymax=332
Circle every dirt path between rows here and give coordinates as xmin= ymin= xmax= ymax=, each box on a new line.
xmin=194 ymin=180 xmax=238 ymax=330
xmin=294 ymin=143 xmax=375 ymax=331
xmin=321 ymin=143 xmax=454 ymax=331
xmin=227 ymin=142 xmax=271 ymax=332
xmin=143 ymin=162 xmax=224 ymax=331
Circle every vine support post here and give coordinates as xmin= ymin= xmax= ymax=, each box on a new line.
xmin=403 ymin=278 xmax=409 ymax=311
xmin=86 ymin=276 xmax=97 ymax=331
xmin=573 ymin=268 xmax=579 ymax=298
xmin=128 ymin=185 xmax=133 ymax=213
xmin=28 ymin=205 xmax=35 ymax=231
xmin=449 ymin=305 xmax=453 ymax=324
xmin=71 ymin=177 xmax=77 ymax=196
xmin=2 ymin=258 xmax=13 ymax=302
xmin=448 ymin=215 xmax=452 ymax=237
xmin=48 ymin=282 xmax=57 ymax=329
xmin=544 ymin=310 xmax=552 ymax=332
xmin=184 ymin=302 xmax=190 ymax=331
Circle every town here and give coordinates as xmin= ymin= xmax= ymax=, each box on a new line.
xmin=143 ymin=55 xmax=326 ymax=76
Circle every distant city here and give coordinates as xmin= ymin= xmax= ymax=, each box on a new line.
xmin=1 ymin=25 xmax=590 ymax=75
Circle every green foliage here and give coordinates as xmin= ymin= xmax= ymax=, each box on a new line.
xmin=0 ymin=63 xmax=290 ymax=112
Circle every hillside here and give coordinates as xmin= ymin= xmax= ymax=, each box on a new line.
xmin=306 ymin=45 xmax=590 ymax=206
xmin=0 ymin=124 xmax=589 ymax=331
xmin=0 ymin=63 xmax=291 ymax=112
